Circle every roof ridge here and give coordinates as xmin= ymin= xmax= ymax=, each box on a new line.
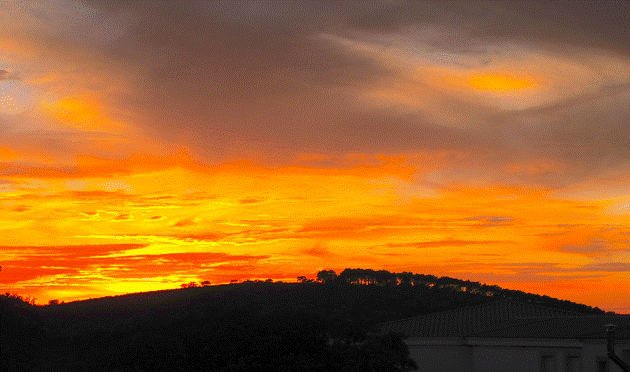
xmin=377 ymin=299 xmax=512 ymax=326
xmin=515 ymin=314 xmax=630 ymax=319
xmin=508 ymin=300 xmax=586 ymax=316
xmin=418 ymin=298 xmax=585 ymax=318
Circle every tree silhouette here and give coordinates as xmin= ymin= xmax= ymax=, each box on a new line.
xmin=181 ymin=282 xmax=199 ymax=288
xmin=297 ymin=276 xmax=314 ymax=283
xmin=316 ymin=270 xmax=337 ymax=283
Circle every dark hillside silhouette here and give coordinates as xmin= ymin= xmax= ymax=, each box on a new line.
xmin=1 ymin=268 xmax=609 ymax=371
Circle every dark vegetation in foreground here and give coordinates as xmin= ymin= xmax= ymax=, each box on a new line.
xmin=1 ymin=268 xmax=609 ymax=371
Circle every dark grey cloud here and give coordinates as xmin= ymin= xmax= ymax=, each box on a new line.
xmin=464 ymin=216 xmax=514 ymax=223
xmin=558 ymin=238 xmax=611 ymax=256
xmin=493 ymin=83 xmax=630 ymax=159
xmin=79 ymin=2 xmax=405 ymax=157
xmin=344 ymin=1 xmax=630 ymax=55
xmin=90 ymin=4 xmax=501 ymax=161
xmin=576 ymin=262 xmax=630 ymax=272
xmin=462 ymin=216 xmax=515 ymax=228
xmin=65 ymin=0 xmax=630 ymax=177
xmin=0 ymin=69 xmax=19 ymax=80
xmin=384 ymin=239 xmax=507 ymax=249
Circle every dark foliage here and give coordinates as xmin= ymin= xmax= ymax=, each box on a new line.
xmin=314 ymin=268 xmax=608 ymax=315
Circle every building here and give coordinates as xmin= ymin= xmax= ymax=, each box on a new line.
xmin=378 ymin=299 xmax=630 ymax=372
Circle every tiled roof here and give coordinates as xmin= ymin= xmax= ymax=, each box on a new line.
xmin=377 ymin=299 xmax=595 ymax=338
xmin=471 ymin=315 xmax=630 ymax=339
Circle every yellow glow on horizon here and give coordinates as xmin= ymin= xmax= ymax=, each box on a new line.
xmin=467 ymin=74 xmax=535 ymax=91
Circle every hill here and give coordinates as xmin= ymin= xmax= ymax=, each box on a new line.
xmin=1 ymin=269 xmax=610 ymax=371
xmin=43 ymin=268 xmax=607 ymax=328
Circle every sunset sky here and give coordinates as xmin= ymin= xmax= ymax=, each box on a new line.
xmin=1 ymin=1 xmax=630 ymax=313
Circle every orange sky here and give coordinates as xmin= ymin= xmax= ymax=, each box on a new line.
xmin=1 ymin=1 xmax=630 ymax=313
